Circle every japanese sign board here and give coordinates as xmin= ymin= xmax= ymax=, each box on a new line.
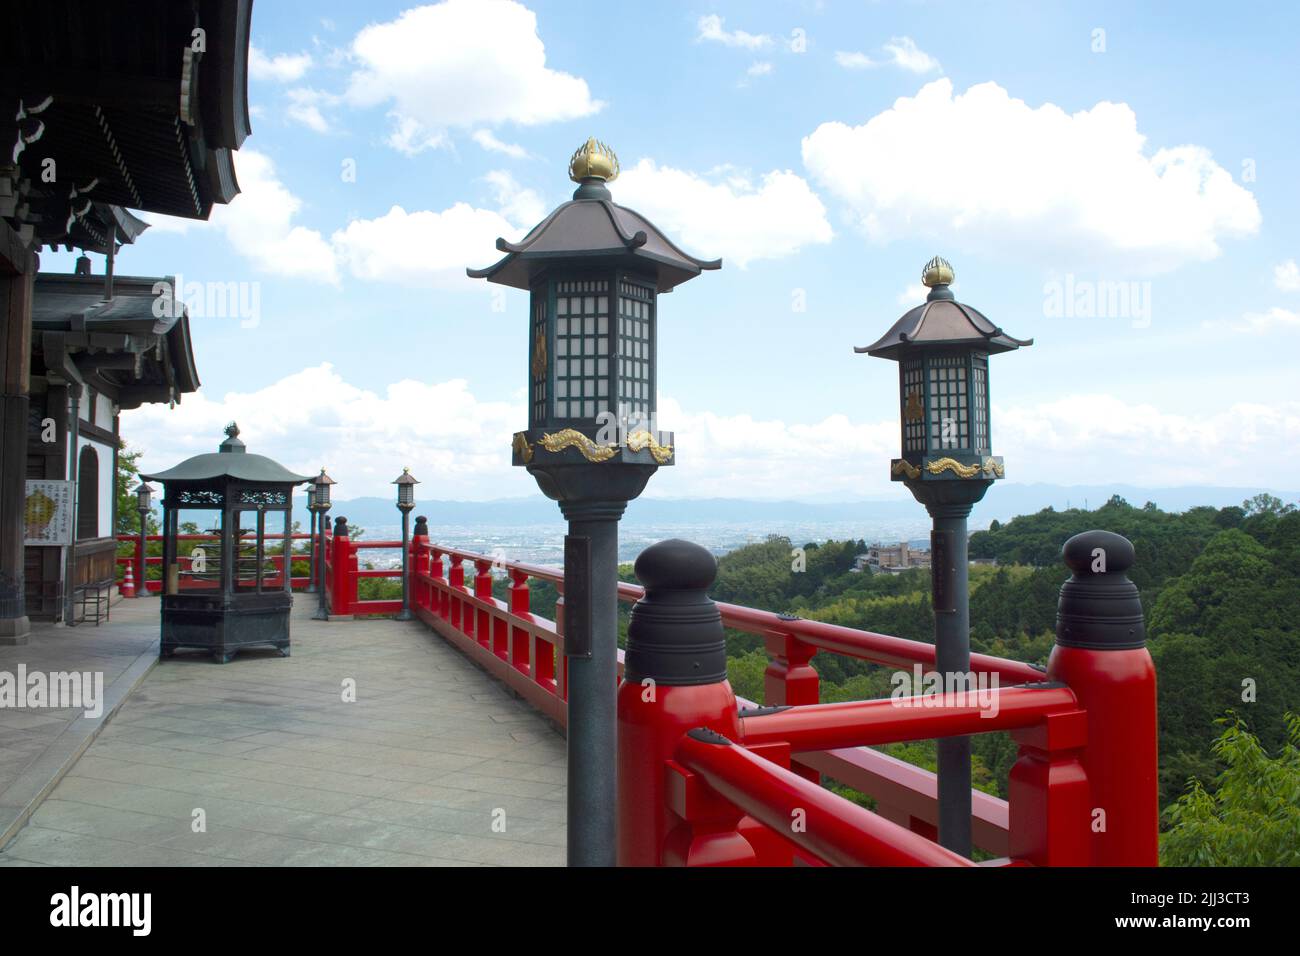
xmin=24 ymin=479 xmax=74 ymax=546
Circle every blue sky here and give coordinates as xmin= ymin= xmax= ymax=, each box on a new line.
xmin=63 ymin=1 xmax=1300 ymax=501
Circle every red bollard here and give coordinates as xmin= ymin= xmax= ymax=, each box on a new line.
xmin=617 ymin=539 xmax=746 ymax=866
xmin=120 ymin=561 xmax=136 ymax=598
xmin=1046 ymin=530 xmax=1158 ymax=866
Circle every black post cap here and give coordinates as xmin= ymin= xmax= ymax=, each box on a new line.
xmin=1056 ymin=530 xmax=1145 ymax=650
xmin=413 ymin=515 xmax=429 ymax=537
xmin=625 ymin=539 xmax=728 ymax=686
xmin=333 ymin=516 xmax=349 ymax=536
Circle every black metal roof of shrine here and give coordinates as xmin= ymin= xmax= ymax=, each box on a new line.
xmin=467 ymin=181 xmax=721 ymax=293
xmin=857 ymin=257 xmax=1033 ymax=361
xmin=1 ymin=0 xmax=253 ymax=250
xmin=32 ymin=272 xmax=200 ymax=409
xmin=142 ymin=424 xmax=312 ymax=486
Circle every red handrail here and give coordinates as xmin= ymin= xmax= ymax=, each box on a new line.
xmin=674 ymin=731 xmax=975 ymax=867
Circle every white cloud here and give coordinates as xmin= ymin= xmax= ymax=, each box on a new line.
xmin=998 ymin=394 xmax=1300 ymax=486
xmin=483 ymin=170 xmax=546 ymax=226
xmin=1203 ymin=306 xmax=1300 ymax=335
xmin=123 ymin=365 xmax=528 ymax=500
xmin=473 ymin=129 xmax=531 ymax=159
xmin=1275 ymin=259 xmax=1300 ymax=291
xmin=835 ymin=51 xmax=877 ymax=70
xmin=883 ymin=37 xmax=941 ymax=74
xmin=206 ymin=150 xmax=337 ymax=284
xmin=696 ymin=14 xmax=772 ymax=50
xmin=802 ymin=79 xmax=1261 ymax=271
xmin=330 ymin=203 xmax=519 ymax=288
xmin=248 ymin=46 xmax=313 ymax=83
xmin=836 ymin=37 xmax=941 ymax=74
xmin=285 ymin=88 xmax=335 ymax=133
xmin=124 ymin=371 xmax=1300 ymax=501
xmin=615 ymin=160 xmax=832 ymax=267
xmin=747 ymin=61 xmax=774 ymax=77
xmin=345 ymin=0 xmax=601 ymax=156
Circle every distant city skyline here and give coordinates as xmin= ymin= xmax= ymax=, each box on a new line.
xmin=52 ymin=1 xmax=1297 ymax=501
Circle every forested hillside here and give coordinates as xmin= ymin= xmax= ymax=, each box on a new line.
xmin=508 ymin=493 xmax=1300 ymax=863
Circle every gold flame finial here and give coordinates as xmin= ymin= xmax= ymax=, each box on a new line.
xmin=569 ymin=137 xmax=620 ymax=184
xmin=921 ymin=256 xmax=954 ymax=287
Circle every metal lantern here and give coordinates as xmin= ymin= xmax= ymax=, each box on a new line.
xmin=393 ymin=467 xmax=418 ymax=512
xmin=136 ymin=481 xmax=155 ymax=515
xmin=858 ymin=256 xmax=1031 ymax=484
xmin=471 ymin=137 xmax=718 ymax=465
xmin=310 ymin=468 xmax=335 ymax=621
xmin=468 ymin=138 xmax=721 ymax=867
xmin=305 ymin=486 xmax=316 ymax=511
xmin=857 ymin=256 xmax=1031 ymax=858
xmin=393 ymin=468 xmax=419 ymax=621
xmin=139 ymin=424 xmax=311 ymax=663
xmin=311 ymin=468 xmax=335 ymax=511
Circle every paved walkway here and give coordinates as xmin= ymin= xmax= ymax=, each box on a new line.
xmin=0 ymin=598 xmax=566 ymax=866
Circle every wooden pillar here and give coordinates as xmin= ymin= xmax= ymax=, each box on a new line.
xmin=0 ymin=222 xmax=34 ymax=644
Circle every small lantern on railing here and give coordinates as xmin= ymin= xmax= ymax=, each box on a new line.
xmin=310 ymin=468 xmax=335 ymax=621
xmin=134 ymin=482 xmax=155 ymax=598
xmin=393 ymin=467 xmax=418 ymax=512
xmin=136 ymin=481 xmax=155 ymax=516
xmin=393 ymin=468 xmax=419 ymax=621
xmin=311 ymin=468 xmax=335 ymax=511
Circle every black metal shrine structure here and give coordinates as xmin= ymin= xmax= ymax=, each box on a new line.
xmin=141 ymin=423 xmax=311 ymax=663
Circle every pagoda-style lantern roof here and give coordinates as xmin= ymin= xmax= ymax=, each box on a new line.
xmin=467 ymin=138 xmax=721 ymax=293
xmin=856 ymin=256 xmax=1032 ymax=361
xmin=141 ymin=424 xmax=312 ymax=485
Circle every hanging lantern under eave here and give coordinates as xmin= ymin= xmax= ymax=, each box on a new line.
xmin=857 ymin=256 xmax=1032 ymax=484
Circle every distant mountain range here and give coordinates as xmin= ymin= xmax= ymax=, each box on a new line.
xmin=320 ymin=484 xmax=1297 ymax=529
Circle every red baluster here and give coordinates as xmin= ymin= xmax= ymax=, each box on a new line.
xmin=474 ymin=559 xmax=493 ymax=649
xmin=764 ymin=633 xmax=820 ymax=783
xmin=448 ymin=554 xmax=464 ymax=632
xmin=509 ymin=569 xmax=530 ymax=673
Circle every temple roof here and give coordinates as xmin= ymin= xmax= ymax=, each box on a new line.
xmin=142 ymin=424 xmax=312 ymax=485
xmin=32 ymin=272 xmax=199 ymax=409
xmin=1 ymin=0 xmax=253 ymax=250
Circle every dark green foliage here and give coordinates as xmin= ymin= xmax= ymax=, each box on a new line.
xmin=708 ymin=493 xmax=1300 ymax=864
xmin=1161 ymin=713 xmax=1300 ymax=866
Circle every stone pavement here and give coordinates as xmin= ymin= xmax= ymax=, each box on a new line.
xmin=0 ymin=598 xmax=567 ymax=866
xmin=0 ymin=597 xmax=158 ymax=847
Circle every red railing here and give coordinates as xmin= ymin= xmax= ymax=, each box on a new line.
xmin=115 ymin=533 xmax=315 ymax=593
xmin=406 ymin=538 xmax=1060 ymax=860
xmin=121 ymin=524 xmax=1150 ymax=867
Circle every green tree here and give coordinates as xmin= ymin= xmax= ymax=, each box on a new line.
xmin=1161 ymin=713 xmax=1300 ymax=866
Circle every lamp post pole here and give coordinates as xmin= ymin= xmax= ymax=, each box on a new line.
xmin=311 ymin=469 xmax=335 ymax=622
xmin=136 ymin=482 xmax=154 ymax=598
xmin=305 ymin=487 xmax=317 ymax=594
xmin=470 ymin=138 xmax=719 ymax=866
xmin=858 ymin=256 xmax=1031 ymax=858
xmin=393 ymin=468 xmax=418 ymax=621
